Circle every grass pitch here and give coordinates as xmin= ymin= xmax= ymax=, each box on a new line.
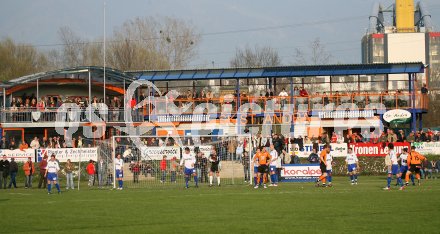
xmin=1 ymin=176 xmax=439 ymax=233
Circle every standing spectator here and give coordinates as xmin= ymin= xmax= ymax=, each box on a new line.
xmin=321 ymin=132 xmax=329 ymax=144
xmin=160 ymin=155 xmax=167 ymax=183
xmin=64 ymin=159 xmax=75 ymax=190
xmin=421 ymin=84 xmax=428 ymax=109
xmin=96 ymin=157 xmax=106 ymax=188
xmin=276 ymin=151 xmax=282 ymax=182
xmin=279 ymin=88 xmax=288 ymax=110
xmin=272 ymin=134 xmax=284 ymax=155
xmin=170 ymin=157 xmax=179 ymax=183
xmin=8 ymin=158 xmax=18 ymax=189
xmin=242 ymin=151 xmax=250 ymax=183
xmin=435 ymin=159 xmax=440 ymax=179
xmin=0 ymin=155 xmax=5 ymax=188
xmin=30 ymin=137 xmax=40 ymax=149
xmin=132 ymin=161 xmax=140 ymax=183
xmin=424 ymin=159 xmax=433 ymax=179
xmin=86 ymin=160 xmax=95 ymax=187
xmin=307 ymin=148 xmax=320 ymax=164
xmin=200 ymin=153 xmax=208 ymax=184
xmin=0 ymin=155 xmax=9 ymax=189
xmin=227 ymin=138 xmax=237 ymax=161
xmin=236 ymin=140 xmax=244 ymax=162
xmin=397 ymin=130 xmax=405 ymax=142
xmin=38 ymin=155 xmax=48 ymax=189
xmin=23 ymin=157 xmax=35 ymax=188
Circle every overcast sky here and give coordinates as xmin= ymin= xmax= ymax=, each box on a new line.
xmin=1 ymin=0 xmax=439 ymax=68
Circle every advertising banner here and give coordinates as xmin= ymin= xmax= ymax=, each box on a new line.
xmin=140 ymin=146 xmax=181 ymax=160
xmin=349 ymin=142 xmax=410 ymax=157
xmin=37 ymin=148 xmax=98 ymax=162
xmin=411 ymin=142 xmax=440 ymax=155
xmin=290 ymin=143 xmax=348 ymax=158
xmin=0 ymin=149 xmax=35 ymax=162
xmin=281 ymin=164 xmax=321 ymax=182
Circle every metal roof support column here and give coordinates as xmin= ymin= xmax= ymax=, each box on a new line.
xmin=410 ymin=73 xmax=417 ymax=132
xmin=89 ymin=70 xmax=92 ymax=121
xmin=290 ymin=77 xmax=294 ymax=137
xmin=36 ymin=78 xmax=39 ymax=104
xmin=236 ymin=78 xmax=241 ymax=134
xmin=3 ymin=88 xmax=5 ymax=110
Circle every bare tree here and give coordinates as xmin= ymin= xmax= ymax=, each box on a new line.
xmin=58 ymin=26 xmax=86 ymax=67
xmin=230 ymin=45 xmax=281 ymax=68
xmin=294 ymin=38 xmax=332 ymax=66
xmin=108 ymin=16 xmax=199 ymax=70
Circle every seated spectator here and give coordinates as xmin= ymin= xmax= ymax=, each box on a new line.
xmin=19 ymin=141 xmax=29 ymax=151
xmin=406 ymin=132 xmax=415 ymax=143
xmin=307 ymin=148 xmax=319 ymax=164
xmin=30 ymin=137 xmax=40 ymax=149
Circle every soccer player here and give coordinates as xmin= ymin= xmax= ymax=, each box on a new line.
xmin=383 ymin=143 xmax=404 ymax=190
xmin=253 ymin=147 xmax=271 ymax=189
xmin=268 ymin=144 xmax=279 ymax=187
xmin=45 ymin=154 xmax=61 ymax=194
xmin=399 ymin=148 xmax=414 ymax=186
xmin=115 ymin=154 xmax=124 ymax=190
xmin=405 ymin=146 xmax=426 ymax=186
xmin=345 ymin=147 xmax=360 ymax=185
xmin=316 ymin=145 xmax=331 ymax=187
xmin=180 ymin=147 xmax=198 ymax=188
xmin=209 ymin=147 xmax=221 ymax=187
xmin=252 ymin=148 xmax=261 ymax=186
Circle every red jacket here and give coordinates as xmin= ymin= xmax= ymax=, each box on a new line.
xmin=86 ymin=163 xmax=95 ymax=175
xmin=160 ymin=159 xmax=167 ymax=171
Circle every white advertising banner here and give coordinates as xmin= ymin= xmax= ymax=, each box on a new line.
xmin=0 ymin=149 xmax=35 ymax=162
xmin=411 ymin=142 xmax=440 ymax=155
xmin=290 ymin=143 xmax=348 ymax=158
xmin=281 ymin=164 xmax=321 ymax=182
xmin=37 ymin=148 xmax=98 ymax=162
xmin=140 ymin=146 xmax=181 ymax=160
xmin=187 ymin=145 xmax=212 ymax=157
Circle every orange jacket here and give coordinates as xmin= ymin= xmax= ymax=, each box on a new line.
xmin=23 ymin=161 xmax=35 ymax=176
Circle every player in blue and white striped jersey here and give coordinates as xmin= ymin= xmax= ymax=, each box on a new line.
xmin=180 ymin=147 xmax=198 ymax=188
xmin=115 ymin=154 xmax=124 ymax=190
xmin=345 ymin=148 xmax=360 ymax=185
xmin=45 ymin=154 xmax=61 ymax=194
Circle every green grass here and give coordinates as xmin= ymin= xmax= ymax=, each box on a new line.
xmin=1 ymin=176 xmax=440 ymax=233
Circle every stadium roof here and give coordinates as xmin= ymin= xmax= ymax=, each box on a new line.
xmin=131 ymin=62 xmax=425 ymax=81
xmin=1 ymin=66 xmax=135 ymax=88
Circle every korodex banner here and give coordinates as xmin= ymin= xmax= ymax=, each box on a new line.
xmin=290 ymin=143 xmax=348 ymax=158
xmin=37 ymin=148 xmax=98 ymax=162
xmin=411 ymin=142 xmax=440 ymax=155
xmin=0 ymin=149 xmax=35 ymax=162
xmin=281 ymin=164 xmax=321 ymax=182
xmin=140 ymin=146 xmax=181 ymax=160
xmin=349 ymin=142 xmax=410 ymax=157
xmin=187 ymin=145 xmax=213 ymax=157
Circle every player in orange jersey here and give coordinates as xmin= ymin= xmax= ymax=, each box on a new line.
xmin=253 ymin=147 xmax=271 ymax=189
xmin=316 ymin=144 xmax=331 ymax=187
xmin=405 ymin=146 xmax=426 ymax=186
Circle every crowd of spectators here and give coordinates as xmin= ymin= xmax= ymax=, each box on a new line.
xmin=0 ymin=135 xmax=91 ymax=150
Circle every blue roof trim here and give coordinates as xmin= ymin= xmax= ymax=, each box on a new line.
xmin=134 ymin=63 xmax=424 ymax=81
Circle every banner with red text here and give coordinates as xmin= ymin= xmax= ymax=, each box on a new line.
xmin=349 ymin=142 xmax=410 ymax=157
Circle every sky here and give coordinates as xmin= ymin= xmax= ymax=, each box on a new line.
xmin=1 ymin=0 xmax=440 ymax=69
